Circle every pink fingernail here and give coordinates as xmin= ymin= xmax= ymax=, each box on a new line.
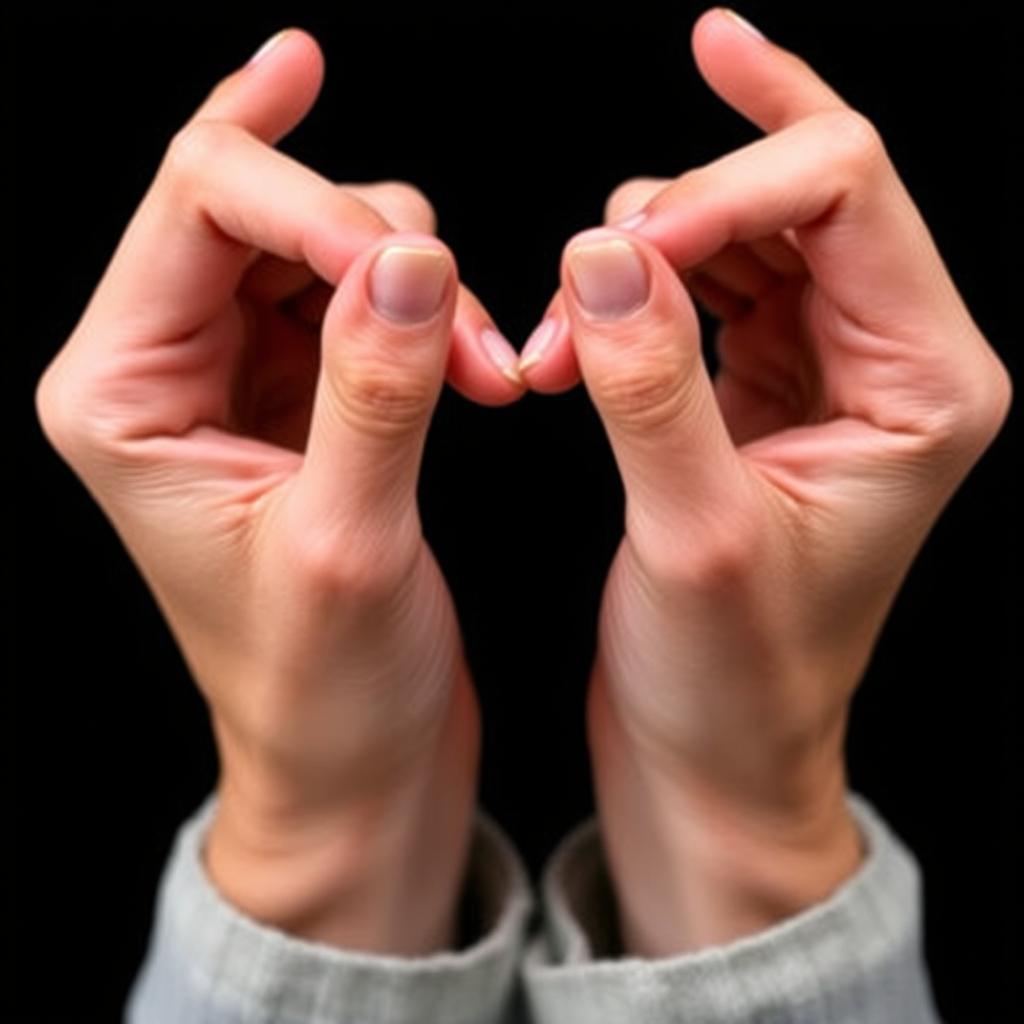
xmin=567 ymin=237 xmax=650 ymax=319
xmin=480 ymin=326 xmax=525 ymax=385
xmin=369 ymin=245 xmax=452 ymax=323
xmin=247 ymin=29 xmax=292 ymax=66
xmin=614 ymin=210 xmax=649 ymax=231
xmin=518 ymin=317 xmax=559 ymax=373
xmin=720 ymin=8 xmax=766 ymax=41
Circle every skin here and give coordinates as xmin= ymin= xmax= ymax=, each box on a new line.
xmin=33 ymin=27 xmax=506 ymax=954
xmin=520 ymin=10 xmax=1012 ymax=954
xmin=34 ymin=10 xmax=1011 ymax=960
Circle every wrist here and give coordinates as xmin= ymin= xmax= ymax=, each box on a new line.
xmin=204 ymin=672 xmax=481 ymax=955
xmin=588 ymin=678 xmax=865 ymax=957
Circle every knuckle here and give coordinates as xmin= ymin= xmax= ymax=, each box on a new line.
xmin=34 ymin=361 xmax=74 ymax=456
xmin=286 ymin=517 xmax=416 ymax=602
xmin=821 ymin=108 xmax=888 ymax=179
xmin=292 ymin=530 xmax=385 ymax=599
xmin=34 ymin=357 xmax=103 ymax=464
xmin=957 ymin=355 xmax=1014 ymax=453
xmin=634 ymin=515 xmax=760 ymax=595
xmin=163 ymin=119 xmax=238 ymax=187
xmin=333 ymin=360 xmax=434 ymax=438
xmin=909 ymin=348 xmax=1014 ymax=463
xmin=35 ymin=354 xmax=155 ymax=469
xmin=593 ymin=359 xmax=693 ymax=434
xmin=989 ymin=360 xmax=1015 ymax=435
xmin=676 ymin=536 xmax=752 ymax=591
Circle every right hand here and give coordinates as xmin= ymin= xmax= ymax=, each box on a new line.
xmin=34 ymin=28 xmax=505 ymax=954
xmin=540 ymin=8 xmax=1012 ymax=956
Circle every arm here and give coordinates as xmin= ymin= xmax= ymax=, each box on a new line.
xmin=33 ymin=26 xmax=531 ymax=1023
xmin=522 ymin=795 xmax=938 ymax=1022
xmin=517 ymin=6 xmax=1009 ymax=1019
xmin=126 ymin=798 xmax=535 ymax=1024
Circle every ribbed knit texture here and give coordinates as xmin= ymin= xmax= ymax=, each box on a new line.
xmin=125 ymin=792 xmax=941 ymax=1023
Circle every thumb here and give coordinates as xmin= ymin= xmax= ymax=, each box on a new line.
xmin=562 ymin=227 xmax=752 ymax=539
xmin=294 ymin=231 xmax=457 ymax=533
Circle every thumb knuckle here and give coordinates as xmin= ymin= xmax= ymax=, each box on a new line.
xmin=162 ymin=119 xmax=239 ymax=192
xmin=592 ymin=355 xmax=694 ymax=433
xmin=331 ymin=358 xmax=435 ymax=438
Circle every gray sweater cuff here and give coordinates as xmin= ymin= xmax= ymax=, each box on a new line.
xmin=124 ymin=794 xmax=535 ymax=1024
xmin=521 ymin=791 xmax=942 ymax=1024
xmin=125 ymin=790 xmax=940 ymax=1023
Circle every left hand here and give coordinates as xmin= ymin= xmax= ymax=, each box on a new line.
xmin=33 ymin=29 xmax=501 ymax=955
xmin=530 ymin=8 xmax=1012 ymax=956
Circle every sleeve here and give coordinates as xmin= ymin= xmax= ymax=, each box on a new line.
xmin=520 ymin=792 xmax=943 ymax=1024
xmin=124 ymin=793 xmax=537 ymax=1024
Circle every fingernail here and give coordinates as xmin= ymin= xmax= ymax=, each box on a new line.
xmin=247 ymin=28 xmax=292 ymax=66
xmin=567 ymin=237 xmax=650 ymax=319
xmin=613 ymin=210 xmax=649 ymax=231
xmin=480 ymin=326 xmax=525 ymax=385
xmin=518 ymin=317 xmax=559 ymax=373
xmin=369 ymin=245 xmax=452 ymax=323
xmin=720 ymin=8 xmax=766 ymax=40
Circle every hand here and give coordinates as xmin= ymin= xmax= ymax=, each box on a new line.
xmin=531 ymin=9 xmax=1012 ymax=956
xmin=32 ymin=28 xmax=521 ymax=954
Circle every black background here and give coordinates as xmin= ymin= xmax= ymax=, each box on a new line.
xmin=15 ymin=7 xmax=1019 ymax=1021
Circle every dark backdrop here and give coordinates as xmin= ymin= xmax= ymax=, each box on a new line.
xmin=15 ymin=7 xmax=1018 ymax=1021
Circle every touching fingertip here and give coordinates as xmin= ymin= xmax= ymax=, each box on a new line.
xmin=518 ymin=317 xmax=559 ymax=373
xmin=480 ymin=327 xmax=525 ymax=385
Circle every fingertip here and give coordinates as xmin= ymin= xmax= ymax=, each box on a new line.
xmin=604 ymin=176 xmax=668 ymax=226
xmin=560 ymin=228 xmax=656 ymax=325
xmin=519 ymin=364 xmax=582 ymax=396
xmin=517 ymin=315 xmax=582 ymax=395
xmin=693 ymin=8 xmax=766 ymax=48
xmin=365 ymin=234 xmax=456 ymax=326
xmin=443 ymin=285 xmax=535 ymax=405
xmin=341 ymin=181 xmax=438 ymax=235
xmin=561 ymin=226 xmax=636 ymax=274
xmin=246 ymin=26 xmax=324 ymax=73
xmin=445 ymin=323 xmax=529 ymax=406
xmin=319 ymin=231 xmax=456 ymax=340
xmin=200 ymin=26 xmax=326 ymax=143
xmin=691 ymin=7 xmax=719 ymax=41
xmin=364 ymin=230 xmax=456 ymax=290
xmin=690 ymin=7 xmax=771 ymax=97
xmin=691 ymin=7 xmax=725 ymax=58
xmin=371 ymin=230 xmax=454 ymax=263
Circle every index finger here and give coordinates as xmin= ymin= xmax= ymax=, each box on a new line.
xmin=79 ymin=28 xmax=383 ymax=343
xmin=618 ymin=9 xmax=1002 ymax=441
xmin=618 ymin=11 xmax=967 ymax=338
xmin=71 ymin=29 xmax=524 ymax=403
xmin=693 ymin=8 xmax=851 ymax=131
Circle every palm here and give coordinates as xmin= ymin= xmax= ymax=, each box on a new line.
xmin=86 ymin=256 xmax=458 ymax=726
xmin=103 ymin=282 xmax=467 ymax=777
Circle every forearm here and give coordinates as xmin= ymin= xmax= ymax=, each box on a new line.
xmin=127 ymin=789 xmax=535 ymax=1024
xmin=205 ymin=667 xmax=482 ymax=955
xmin=587 ymin=666 xmax=865 ymax=957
